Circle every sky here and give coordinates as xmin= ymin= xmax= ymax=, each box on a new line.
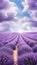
xmin=0 ymin=0 xmax=37 ymax=32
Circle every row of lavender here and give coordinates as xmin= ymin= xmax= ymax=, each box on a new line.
xmin=17 ymin=32 xmax=37 ymax=65
xmin=0 ymin=32 xmax=37 ymax=65
xmin=0 ymin=32 xmax=19 ymax=65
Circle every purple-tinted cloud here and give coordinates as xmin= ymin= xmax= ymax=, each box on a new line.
xmin=0 ymin=0 xmax=10 ymax=10
xmin=5 ymin=13 xmax=14 ymax=21
xmin=0 ymin=0 xmax=18 ymax=22
xmin=30 ymin=21 xmax=37 ymax=27
xmin=28 ymin=0 xmax=37 ymax=10
xmin=0 ymin=12 xmax=14 ymax=22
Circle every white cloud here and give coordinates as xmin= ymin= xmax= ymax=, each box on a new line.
xmin=0 ymin=20 xmax=37 ymax=32
xmin=0 ymin=23 xmax=5 ymax=31
xmin=27 ymin=27 xmax=37 ymax=32
xmin=0 ymin=22 xmax=10 ymax=31
xmin=3 ymin=2 xmax=18 ymax=16
xmin=29 ymin=10 xmax=37 ymax=21
xmin=22 ymin=0 xmax=29 ymax=12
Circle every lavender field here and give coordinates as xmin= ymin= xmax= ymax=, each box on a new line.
xmin=0 ymin=32 xmax=37 ymax=65
xmin=0 ymin=0 xmax=37 ymax=65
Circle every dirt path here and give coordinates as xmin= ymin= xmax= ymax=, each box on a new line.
xmin=13 ymin=46 xmax=18 ymax=65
